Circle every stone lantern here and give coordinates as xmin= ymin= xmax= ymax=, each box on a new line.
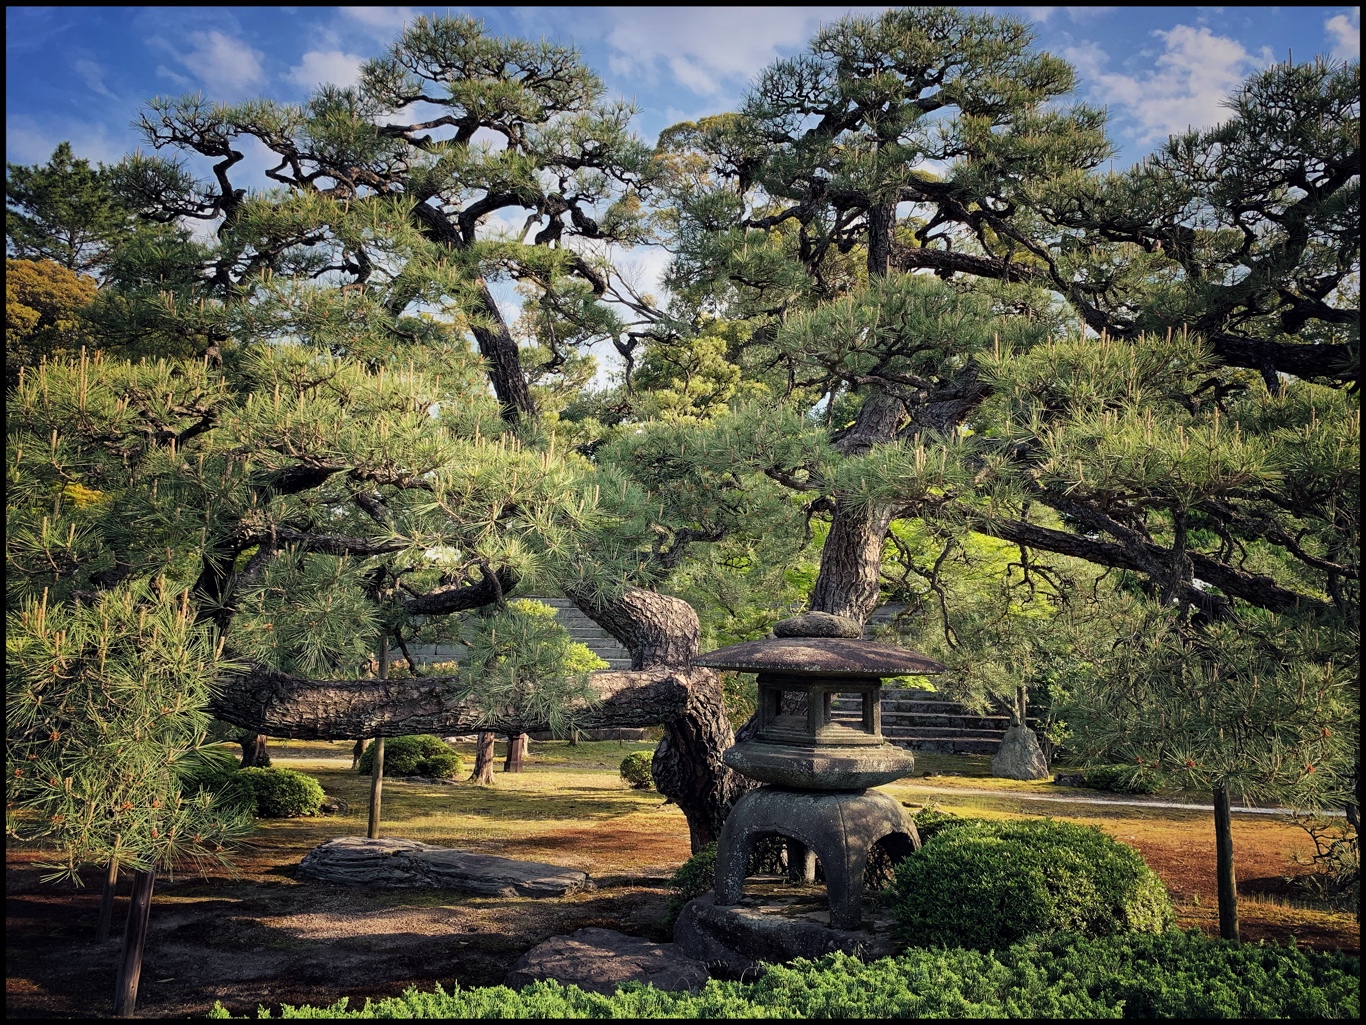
xmin=694 ymin=612 xmax=947 ymax=930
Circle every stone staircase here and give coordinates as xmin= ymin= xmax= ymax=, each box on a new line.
xmin=404 ymin=596 xmax=633 ymax=671
xmin=845 ymin=603 xmax=1029 ymax=756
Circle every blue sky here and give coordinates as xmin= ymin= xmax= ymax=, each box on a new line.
xmin=7 ymin=5 xmax=1360 ymax=171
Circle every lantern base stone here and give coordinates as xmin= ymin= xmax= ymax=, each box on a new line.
xmin=673 ymin=886 xmax=897 ymax=979
xmin=712 ymin=787 xmax=919 ymax=930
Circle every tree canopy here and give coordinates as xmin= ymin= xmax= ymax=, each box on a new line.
xmin=6 ymin=8 xmax=1360 ymax=863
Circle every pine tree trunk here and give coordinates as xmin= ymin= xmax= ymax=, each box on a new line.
xmin=238 ymin=732 xmax=269 ymax=767
xmin=867 ymin=201 xmax=894 ymax=279
xmin=112 ymin=868 xmax=154 ymax=1017
xmin=470 ymin=278 xmax=536 ymax=423
xmin=651 ymin=669 xmax=755 ymax=851
xmin=95 ymin=858 xmax=119 ymax=943
xmin=809 ymin=501 xmax=897 ymax=622
xmin=504 ymin=733 xmax=527 ymax=772
xmin=471 ymin=732 xmax=496 ymax=784
xmin=1213 ymin=782 xmax=1239 ymax=943
xmin=566 ymin=586 xmax=754 ymax=851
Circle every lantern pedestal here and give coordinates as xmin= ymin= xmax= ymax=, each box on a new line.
xmin=713 ymin=787 xmax=919 ymax=930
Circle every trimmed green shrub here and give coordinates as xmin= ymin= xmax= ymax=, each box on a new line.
xmin=1080 ymin=764 xmax=1161 ymax=794
xmin=911 ymin=806 xmax=972 ymax=844
xmin=891 ymin=817 xmax=1175 ymax=951
xmin=357 ymin=735 xmax=463 ymax=779
xmin=207 ymin=929 xmax=1360 ymax=1019
xmin=619 ymin=751 xmax=654 ymax=789
xmin=233 ymin=767 xmax=325 ymax=818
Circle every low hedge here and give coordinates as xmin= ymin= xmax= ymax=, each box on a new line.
xmin=1079 ymin=764 xmax=1162 ymax=795
xmin=891 ymin=815 xmax=1174 ymax=951
xmin=207 ymin=930 xmax=1360 ymax=1018
xmin=357 ymin=736 xmax=463 ymax=779
xmin=207 ymin=767 xmax=325 ymax=818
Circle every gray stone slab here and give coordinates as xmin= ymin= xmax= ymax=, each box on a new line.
xmin=505 ymin=927 xmax=709 ymax=994
xmin=297 ymin=836 xmax=591 ymax=897
xmin=674 ymin=889 xmax=897 ymax=979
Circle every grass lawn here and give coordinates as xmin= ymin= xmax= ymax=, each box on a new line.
xmin=5 ymin=738 xmax=1357 ymax=1020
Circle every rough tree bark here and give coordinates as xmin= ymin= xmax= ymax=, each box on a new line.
xmin=237 ymin=732 xmax=269 ymax=768
xmin=470 ymin=732 xmax=496 ymax=785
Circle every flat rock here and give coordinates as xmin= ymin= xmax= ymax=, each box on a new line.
xmin=297 ymin=836 xmax=591 ymax=897
xmin=505 ymin=927 xmax=708 ymax=994
xmin=674 ymin=887 xmax=897 ymax=979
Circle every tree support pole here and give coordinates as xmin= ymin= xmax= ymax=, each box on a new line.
xmin=504 ymin=733 xmax=527 ymax=772
xmin=1213 ymin=782 xmax=1240 ymax=943
xmin=95 ymin=858 xmax=119 ymax=943
xmin=112 ymin=868 xmax=155 ymax=1016
xmin=366 ymin=637 xmax=388 ymax=840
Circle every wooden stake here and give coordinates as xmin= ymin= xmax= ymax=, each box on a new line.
xmin=367 ymin=636 xmax=388 ymax=840
xmin=95 ymin=858 xmax=119 ymax=943
xmin=504 ymin=732 xmax=527 ymax=772
xmin=1213 ymin=782 xmax=1240 ymax=943
xmin=112 ymin=868 xmax=155 ymax=1016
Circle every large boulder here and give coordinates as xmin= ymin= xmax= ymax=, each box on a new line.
xmin=991 ymin=725 xmax=1050 ymax=780
xmin=297 ymin=836 xmax=590 ymax=897
xmin=505 ymin=927 xmax=708 ymax=994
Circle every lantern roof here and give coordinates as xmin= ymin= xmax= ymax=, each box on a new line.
xmin=694 ymin=635 xmax=947 ymax=678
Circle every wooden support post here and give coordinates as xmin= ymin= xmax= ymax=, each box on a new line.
xmin=504 ymin=733 xmax=527 ymax=772
xmin=1213 ymin=782 xmax=1240 ymax=943
xmin=367 ymin=636 xmax=388 ymax=840
xmin=112 ymin=868 xmax=155 ymax=1017
xmin=95 ymin=858 xmax=119 ymax=943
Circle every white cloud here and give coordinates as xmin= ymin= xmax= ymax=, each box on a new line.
xmin=155 ymin=64 xmax=194 ymax=89
xmin=1066 ymin=25 xmax=1272 ymax=145
xmin=160 ymin=29 xmax=266 ymax=97
xmin=604 ymin=7 xmax=868 ymax=97
xmin=340 ymin=6 xmax=416 ymax=31
xmin=1325 ymin=9 xmax=1361 ymax=59
xmin=285 ymin=49 xmax=365 ymax=92
xmin=1013 ymin=7 xmax=1118 ymax=26
xmin=73 ymin=57 xmax=116 ymax=99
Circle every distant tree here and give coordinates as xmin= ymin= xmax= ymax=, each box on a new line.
xmin=6 ymin=142 xmax=136 ymax=273
xmin=5 ymin=257 xmax=97 ymax=387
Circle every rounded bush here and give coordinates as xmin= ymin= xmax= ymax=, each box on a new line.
xmin=233 ymin=767 xmax=325 ymax=818
xmin=619 ymin=751 xmax=654 ymax=789
xmin=357 ymin=735 xmax=463 ymax=779
xmin=890 ymin=816 xmax=1174 ymax=951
